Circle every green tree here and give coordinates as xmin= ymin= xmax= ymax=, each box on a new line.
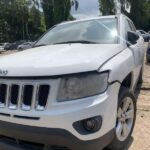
xmin=0 ymin=0 xmax=45 ymax=43
xmin=140 ymin=0 xmax=150 ymax=31
xmin=119 ymin=0 xmax=145 ymax=29
xmin=41 ymin=0 xmax=54 ymax=29
xmin=40 ymin=0 xmax=71 ymax=29
xmin=99 ymin=0 xmax=150 ymax=30
xmin=0 ymin=0 xmax=29 ymax=42
xmin=28 ymin=6 xmax=46 ymax=40
xmin=53 ymin=0 xmax=71 ymax=24
xmin=99 ymin=0 xmax=116 ymax=15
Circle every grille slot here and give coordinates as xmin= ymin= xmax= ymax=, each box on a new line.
xmin=0 ymin=80 xmax=51 ymax=111
xmin=19 ymin=140 xmax=44 ymax=150
xmin=10 ymin=85 xmax=19 ymax=105
xmin=51 ymin=146 xmax=70 ymax=150
xmin=0 ymin=136 xmax=70 ymax=150
xmin=9 ymin=84 xmax=19 ymax=109
xmin=36 ymin=85 xmax=50 ymax=110
xmin=0 ymin=136 xmax=44 ymax=150
xmin=22 ymin=85 xmax=33 ymax=110
xmin=0 ymin=84 xmax=7 ymax=107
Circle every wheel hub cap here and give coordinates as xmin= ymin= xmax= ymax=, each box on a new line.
xmin=116 ymin=97 xmax=134 ymax=141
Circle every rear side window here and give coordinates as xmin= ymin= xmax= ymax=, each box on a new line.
xmin=125 ymin=19 xmax=132 ymax=33
xmin=128 ymin=21 xmax=136 ymax=32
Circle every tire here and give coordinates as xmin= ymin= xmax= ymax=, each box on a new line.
xmin=108 ymin=87 xmax=137 ymax=150
xmin=138 ymin=66 xmax=143 ymax=84
xmin=147 ymin=56 xmax=150 ymax=64
xmin=18 ymin=47 xmax=23 ymax=51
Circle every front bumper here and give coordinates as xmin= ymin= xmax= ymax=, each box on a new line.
xmin=0 ymin=82 xmax=120 ymax=149
xmin=0 ymin=120 xmax=115 ymax=150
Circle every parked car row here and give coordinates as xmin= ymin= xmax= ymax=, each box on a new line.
xmin=5 ymin=40 xmax=26 ymax=50
xmin=1 ymin=30 xmax=149 ymax=53
xmin=17 ymin=42 xmax=35 ymax=51
xmin=5 ymin=40 xmax=34 ymax=50
xmin=0 ymin=43 xmax=9 ymax=52
xmin=0 ymin=40 xmax=34 ymax=52
xmin=137 ymin=30 xmax=150 ymax=42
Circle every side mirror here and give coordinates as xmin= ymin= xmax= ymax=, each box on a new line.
xmin=127 ymin=31 xmax=140 ymax=46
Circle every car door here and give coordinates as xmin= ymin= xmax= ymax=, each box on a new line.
xmin=125 ymin=19 xmax=144 ymax=86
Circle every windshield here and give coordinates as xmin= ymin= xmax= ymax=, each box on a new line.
xmin=35 ymin=18 xmax=118 ymax=46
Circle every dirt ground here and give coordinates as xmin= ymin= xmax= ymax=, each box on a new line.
xmin=0 ymin=43 xmax=150 ymax=150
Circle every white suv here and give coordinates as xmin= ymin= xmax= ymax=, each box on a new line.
xmin=0 ymin=14 xmax=144 ymax=150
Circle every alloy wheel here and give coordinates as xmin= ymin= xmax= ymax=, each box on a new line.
xmin=116 ymin=97 xmax=134 ymax=141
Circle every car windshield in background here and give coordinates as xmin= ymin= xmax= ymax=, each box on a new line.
xmin=35 ymin=18 xmax=118 ymax=46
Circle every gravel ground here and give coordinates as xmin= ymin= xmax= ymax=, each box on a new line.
xmin=0 ymin=43 xmax=150 ymax=150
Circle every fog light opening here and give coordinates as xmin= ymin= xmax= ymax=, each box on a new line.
xmin=83 ymin=116 xmax=102 ymax=133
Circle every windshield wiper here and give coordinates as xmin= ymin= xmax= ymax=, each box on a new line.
xmin=33 ymin=44 xmax=47 ymax=48
xmin=54 ymin=40 xmax=98 ymax=45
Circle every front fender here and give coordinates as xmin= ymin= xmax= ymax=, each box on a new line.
xmin=99 ymin=48 xmax=134 ymax=85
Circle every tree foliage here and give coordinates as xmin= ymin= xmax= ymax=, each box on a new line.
xmin=0 ymin=0 xmax=45 ymax=43
xmin=99 ymin=0 xmax=116 ymax=15
xmin=40 ymin=0 xmax=71 ymax=29
xmin=33 ymin=0 xmax=78 ymax=29
xmin=0 ymin=0 xmax=149 ymax=43
xmin=99 ymin=0 xmax=150 ymax=30
xmin=119 ymin=0 xmax=145 ymax=29
xmin=28 ymin=5 xmax=46 ymax=40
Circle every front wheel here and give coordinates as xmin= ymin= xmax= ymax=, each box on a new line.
xmin=138 ymin=67 xmax=143 ymax=84
xmin=18 ymin=48 xmax=23 ymax=51
xmin=108 ymin=87 xmax=136 ymax=150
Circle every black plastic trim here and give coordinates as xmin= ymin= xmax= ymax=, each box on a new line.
xmin=0 ymin=120 xmax=115 ymax=150
xmin=73 ymin=116 xmax=102 ymax=135
xmin=13 ymin=115 xmax=40 ymax=120
xmin=0 ymin=113 xmax=10 ymax=117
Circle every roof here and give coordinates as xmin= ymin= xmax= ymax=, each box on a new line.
xmin=59 ymin=15 xmax=118 ymax=25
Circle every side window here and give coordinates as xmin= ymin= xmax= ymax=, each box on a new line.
xmin=129 ymin=21 xmax=136 ymax=32
xmin=125 ymin=19 xmax=132 ymax=33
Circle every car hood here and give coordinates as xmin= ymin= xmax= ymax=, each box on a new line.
xmin=0 ymin=44 xmax=123 ymax=77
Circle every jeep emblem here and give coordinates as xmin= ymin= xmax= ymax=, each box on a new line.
xmin=0 ymin=70 xmax=8 ymax=76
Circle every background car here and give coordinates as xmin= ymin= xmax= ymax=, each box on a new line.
xmin=137 ymin=30 xmax=150 ymax=42
xmin=146 ymin=41 xmax=150 ymax=63
xmin=4 ymin=40 xmax=28 ymax=50
xmin=0 ymin=43 xmax=8 ymax=52
xmin=0 ymin=43 xmax=4 ymax=50
xmin=17 ymin=42 xmax=34 ymax=51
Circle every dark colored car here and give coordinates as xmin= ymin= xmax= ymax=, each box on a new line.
xmin=4 ymin=43 xmax=12 ymax=50
xmin=4 ymin=40 xmax=28 ymax=50
xmin=137 ymin=30 xmax=150 ymax=42
xmin=147 ymin=41 xmax=150 ymax=62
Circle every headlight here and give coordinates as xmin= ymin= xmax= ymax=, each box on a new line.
xmin=57 ymin=72 xmax=109 ymax=102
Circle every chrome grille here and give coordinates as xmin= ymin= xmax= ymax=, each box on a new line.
xmin=0 ymin=80 xmax=50 ymax=111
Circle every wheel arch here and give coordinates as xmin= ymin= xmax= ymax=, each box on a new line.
xmin=100 ymin=48 xmax=135 ymax=89
xmin=118 ymin=72 xmax=134 ymax=95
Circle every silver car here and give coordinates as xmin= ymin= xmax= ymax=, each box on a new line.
xmin=0 ymin=43 xmax=8 ymax=52
xmin=17 ymin=42 xmax=34 ymax=51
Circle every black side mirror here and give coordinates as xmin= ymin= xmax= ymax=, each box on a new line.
xmin=127 ymin=31 xmax=140 ymax=46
